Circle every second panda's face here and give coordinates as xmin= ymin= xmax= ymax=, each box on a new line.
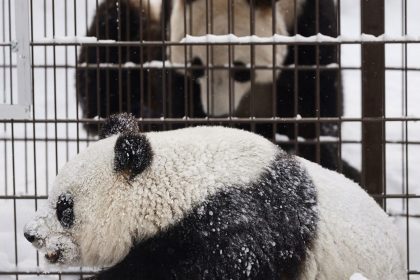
xmin=169 ymin=0 xmax=303 ymax=116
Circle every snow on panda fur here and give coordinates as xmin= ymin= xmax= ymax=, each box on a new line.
xmin=24 ymin=113 xmax=404 ymax=279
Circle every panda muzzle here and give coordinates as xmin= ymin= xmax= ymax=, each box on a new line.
xmin=45 ymin=250 xmax=61 ymax=264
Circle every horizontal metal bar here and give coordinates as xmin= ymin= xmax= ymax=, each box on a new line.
xmin=4 ymin=63 xmax=420 ymax=72
xmin=2 ymin=194 xmax=419 ymax=200
xmin=0 ymin=117 xmax=419 ymax=124
xmin=1 ymin=64 xmax=418 ymax=72
xmin=76 ymin=63 xmax=343 ymax=71
xmin=0 ymin=105 xmax=32 ymax=120
xmin=2 ymin=270 xmax=419 ymax=276
xmin=1 ymin=137 xmax=420 ymax=146
xmin=0 ymin=271 xmax=97 ymax=275
xmin=30 ymin=39 xmax=420 ymax=47
xmin=0 ymin=195 xmax=48 ymax=199
xmin=371 ymin=194 xmax=420 ymax=199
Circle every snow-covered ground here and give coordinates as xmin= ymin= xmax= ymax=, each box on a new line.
xmin=0 ymin=0 xmax=419 ymax=279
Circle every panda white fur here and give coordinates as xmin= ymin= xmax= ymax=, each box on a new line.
xmin=24 ymin=114 xmax=404 ymax=279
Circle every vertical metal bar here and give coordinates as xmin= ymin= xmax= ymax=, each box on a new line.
xmin=315 ymin=0 xmax=320 ymax=164
xmin=11 ymin=121 xmax=18 ymax=280
xmin=402 ymin=0 xmax=409 ymax=275
xmin=271 ymin=0 xmax=276 ymax=141
xmin=64 ymin=0 xmax=69 ymax=161
xmin=205 ymin=0 xmax=210 ymax=116
xmin=336 ymin=0 xmax=343 ymax=174
xmin=293 ymin=0 xmax=299 ymax=155
xmin=43 ymin=0 xmax=49 ymax=192
xmin=3 ymin=0 xmax=8 ymax=195
xmin=117 ymin=0 xmax=123 ymax=113
xmin=336 ymin=0 xmax=343 ymax=173
xmin=183 ymin=0 xmax=189 ymax=121
xmin=139 ymin=0 xmax=144 ymax=128
xmin=8 ymin=0 xmax=12 ymax=105
xmin=361 ymin=0 xmax=385 ymax=206
xmin=15 ymin=0 xmax=32 ymax=108
xmin=249 ymin=0 xmax=255 ymax=132
xmin=29 ymin=0 xmax=39 ymax=268
xmin=74 ymin=0 xmax=80 ymax=153
xmin=95 ymin=0 xmax=100 ymax=130
xmin=227 ymin=0 xmax=232 ymax=122
xmin=52 ymin=0 xmax=58 ymax=176
xmin=2 ymin=0 xmax=5 ymax=106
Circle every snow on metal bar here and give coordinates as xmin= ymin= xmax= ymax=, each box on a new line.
xmin=31 ymin=33 xmax=420 ymax=45
xmin=181 ymin=33 xmax=420 ymax=43
xmin=76 ymin=61 xmax=340 ymax=70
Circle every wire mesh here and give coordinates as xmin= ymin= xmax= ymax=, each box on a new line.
xmin=0 ymin=0 xmax=420 ymax=279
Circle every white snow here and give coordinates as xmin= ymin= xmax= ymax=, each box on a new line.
xmin=350 ymin=273 xmax=369 ymax=280
xmin=181 ymin=33 xmax=420 ymax=44
xmin=32 ymin=36 xmax=98 ymax=44
xmin=1 ymin=0 xmax=420 ymax=278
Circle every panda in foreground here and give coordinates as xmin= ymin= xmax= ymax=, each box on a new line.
xmin=24 ymin=114 xmax=404 ymax=279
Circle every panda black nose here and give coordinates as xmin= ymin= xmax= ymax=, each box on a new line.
xmin=24 ymin=232 xmax=36 ymax=243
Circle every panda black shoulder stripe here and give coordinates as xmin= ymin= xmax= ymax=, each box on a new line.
xmin=96 ymin=152 xmax=318 ymax=279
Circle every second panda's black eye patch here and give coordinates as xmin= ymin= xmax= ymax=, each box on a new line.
xmin=56 ymin=193 xmax=74 ymax=228
xmin=190 ymin=57 xmax=205 ymax=79
xmin=231 ymin=61 xmax=251 ymax=83
xmin=114 ymin=133 xmax=153 ymax=179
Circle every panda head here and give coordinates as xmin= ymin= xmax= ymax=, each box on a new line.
xmin=24 ymin=113 xmax=278 ymax=268
xmin=169 ymin=0 xmax=305 ymax=116
xmin=23 ymin=113 xmax=153 ymax=267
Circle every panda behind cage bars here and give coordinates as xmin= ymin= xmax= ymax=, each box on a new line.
xmin=75 ymin=0 xmax=360 ymax=181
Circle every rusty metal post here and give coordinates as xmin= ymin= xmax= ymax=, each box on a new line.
xmin=361 ymin=0 xmax=385 ymax=206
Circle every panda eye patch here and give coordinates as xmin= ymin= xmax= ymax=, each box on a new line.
xmin=190 ymin=57 xmax=205 ymax=78
xmin=56 ymin=193 xmax=74 ymax=228
xmin=231 ymin=61 xmax=251 ymax=83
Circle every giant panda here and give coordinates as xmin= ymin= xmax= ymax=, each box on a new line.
xmin=24 ymin=113 xmax=404 ymax=279
xmin=168 ymin=0 xmax=361 ymax=182
xmin=76 ymin=0 xmax=205 ymax=134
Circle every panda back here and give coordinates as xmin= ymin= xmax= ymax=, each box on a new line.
xmin=299 ymin=158 xmax=405 ymax=280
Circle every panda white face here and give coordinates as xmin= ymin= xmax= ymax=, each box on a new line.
xmin=24 ymin=136 xmax=132 ymax=267
xmin=169 ymin=0 xmax=304 ymax=116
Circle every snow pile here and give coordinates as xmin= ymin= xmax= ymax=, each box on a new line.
xmin=350 ymin=273 xmax=369 ymax=280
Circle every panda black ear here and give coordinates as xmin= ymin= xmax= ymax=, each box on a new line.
xmin=114 ymin=133 xmax=153 ymax=179
xmin=99 ymin=113 xmax=140 ymax=139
